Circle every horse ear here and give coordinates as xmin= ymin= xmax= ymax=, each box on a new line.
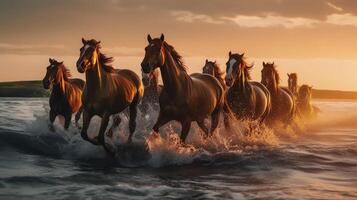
xmin=214 ymin=60 xmax=217 ymax=64
xmin=241 ymin=53 xmax=245 ymax=57
xmin=96 ymin=41 xmax=101 ymax=45
xmin=287 ymin=73 xmax=290 ymax=77
xmin=272 ymin=62 xmax=275 ymax=65
xmin=229 ymin=51 xmax=232 ymax=56
xmin=263 ymin=62 xmax=265 ymax=66
xmin=59 ymin=61 xmax=63 ymax=64
xmin=147 ymin=34 xmax=152 ymax=43
xmin=205 ymin=59 xmax=208 ymax=63
xmin=82 ymin=38 xmax=86 ymax=45
xmin=49 ymin=58 xmax=52 ymax=63
xmin=160 ymin=33 xmax=165 ymax=41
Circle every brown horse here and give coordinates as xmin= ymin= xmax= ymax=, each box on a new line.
xmin=140 ymin=68 xmax=162 ymax=113
xmin=202 ymin=59 xmax=226 ymax=90
xmin=76 ymin=38 xmax=144 ymax=153
xmin=42 ymin=58 xmax=84 ymax=131
xmin=297 ymin=85 xmax=319 ymax=119
xmin=261 ymin=62 xmax=296 ymax=127
xmin=225 ymin=52 xmax=271 ymax=123
xmin=141 ymin=34 xmax=229 ymax=142
xmin=287 ymin=73 xmax=298 ymax=98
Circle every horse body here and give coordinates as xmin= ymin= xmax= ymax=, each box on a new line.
xmin=262 ymin=62 xmax=295 ymax=126
xmin=141 ymin=34 xmax=227 ymax=142
xmin=43 ymin=59 xmax=84 ymax=130
xmin=77 ymin=39 xmax=143 ymax=154
xmin=225 ymin=52 xmax=271 ymax=123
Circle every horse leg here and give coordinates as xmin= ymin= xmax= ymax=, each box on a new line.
xmin=128 ymin=102 xmax=138 ymax=144
xmin=210 ymin=109 xmax=220 ymax=136
xmin=97 ymin=113 xmax=110 ymax=145
xmin=107 ymin=115 xmax=121 ymax=138
xmin=64 ymin=113 xmax=72 ymax=130
xmin=49 ymin=110 xmax=56 ymax=132
xmin=75 ymin=106 xmax=83 ymax=129
xmin=197 ymin=119 xmax=209 ymax=138
xmin=80 ymin=110 xmax=99 ymax=145
xmin=223 ymin=101 xmax=232 ymax=129
xmin=180 ymin=121 xmax=191 ymax=143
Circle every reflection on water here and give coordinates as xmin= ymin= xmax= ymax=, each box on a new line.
xmin=0 ymin=97 xmax=356 ymax=199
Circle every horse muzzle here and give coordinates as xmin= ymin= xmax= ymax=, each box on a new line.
xmin=225 ymin=78 xmax=233 ymax=87
xmin=42 ymin=79 xmax=50 ymax=89
xmin=141 ymin=62 xmax=151 ymax=74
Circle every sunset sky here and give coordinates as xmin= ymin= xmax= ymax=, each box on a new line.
xmin=1 ymin=0 xmax=357 ymax=90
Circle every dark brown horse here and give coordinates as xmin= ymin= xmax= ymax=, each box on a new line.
xmin=141 ymin=34 xmax=229 ymax=142
xmin=76 ymin=38 xmax=144 ymax=153
xmin=42 ymin=58 xmax=85 ymax=131
xmin=287 ymin=73 xmax=298 ymax=98
xmin=297 ymin=85 xmax=319 ymax=120
xmin=225 ymin=52 xmax=271 ymax=123
xmin=140 ymin=68 xmax=162 ymax=113
xmin=202 ymin=59 xmax=226 ymax=90
xmin=261 ymin=62 xmax=296 ymax=127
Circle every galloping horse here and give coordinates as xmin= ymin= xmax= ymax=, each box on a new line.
xmin=287 ymin=73 xmax=298 ymax=98
xmin=140 ymin=68 xmax=162 ymax=113
xmin=42 ymin=58 xmax=84 ymax=131
xmin=141 ymin=34 xmax=229 ymax=142
xmin=76 ymin=38 xmax=144 ymax=153
xmin=202 ymin=59 xmax=226 ymax=90
xmin=225 ymin=52 xmax=271 ymax=123
xmin=297 ymin=85 xmax=319 ymax=119
xmin=261 ymin=62 xmax=296 ymax=127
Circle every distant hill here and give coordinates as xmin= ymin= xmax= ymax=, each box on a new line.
xmin=1 ymin=80 xmax=357 ymax=99
xmin=0 ymin=80 xmax=49 ymax=97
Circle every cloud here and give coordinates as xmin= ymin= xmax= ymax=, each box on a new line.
xmin=171 ymin=11 xmax=225 ymax=24
xmin=326 ymin=2 xmax=343 ymax=12
xmin=326 ymin=13 xmax=357 ymax=26
xmin=222 ymin=14 xmax=319 ymax=28
xmin=0 ymin=43 xmax=67 ymax=55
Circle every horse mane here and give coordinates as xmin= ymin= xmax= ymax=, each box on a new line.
xmin=58 ymin=64 xmax=72 ymax=81
xmin=98 ymin=52 xmax=115 ymax=73
xmin=265 ymin=63 xmax=280 ymax=85
xmin=208 ymin=61 xmax=225 ymax=84
xmin=163 ymin=41 xmax=187 ymax=72
xmin=240 ymin=57 xmax=254 ymax=80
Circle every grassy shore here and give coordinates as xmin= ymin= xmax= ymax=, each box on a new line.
xmin=0 ymin=80 xmax=357 ymax=99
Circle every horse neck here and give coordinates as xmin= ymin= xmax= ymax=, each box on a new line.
xmin=85 ymin=58 xmax=111 ymax=94
xmin=268 ymin=74 xmax=279 ymax=96
xmin=52 ymin=72 xmax=68 ymax=97
xmin=160 ymin=49 xmax=189 ymax=93
xmin=232 ymin=70 xmax=248 ymax=94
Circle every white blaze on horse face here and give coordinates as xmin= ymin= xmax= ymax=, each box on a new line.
xmin=142 ymin=71 xmax=151 ymax=81
xmin=78 ymin=44 xmax=90 ymax=66
xmin=226 ymin=58 xmax=236 ymax=79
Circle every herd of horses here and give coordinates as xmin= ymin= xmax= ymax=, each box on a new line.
xmin=42 ymin=34 xmax=318 ymax=155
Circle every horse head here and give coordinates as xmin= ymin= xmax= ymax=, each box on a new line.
xmin=43 ymin=58 xmax=67 ymax=89
xmin=76 ymin=38 xmax=101 ymax=73
xmin=261 ymin=62 xmax=280 ymax=92
xmin=141 ymin=34 xmax=165 ymax=75
xmin=225 ymin=52 xmax=252 ymax=87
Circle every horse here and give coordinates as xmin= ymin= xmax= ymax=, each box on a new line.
xmin=202 ymin=59 xmax=226 ymax=90
xmin=107 ymin=69 xmax=163 ymax=138
xmin=297 ymin=85 xmax=319 ymax=120
xmin=287 ymin=73 xmax=298 ymax=98
xmin=261 ymin=62 xmax=296 ymax=127
xmin=141 ymin=34 xmax=230 ymax=142
xmin=76 ymin=38 xmax=144 ymax=154
xmin=225 ymin=52 xmax=271 ymax=123
xmin=42 ymin=58 xmax=85 ymax=131
xmin=140 ymin=68 xmax=163 ymax=114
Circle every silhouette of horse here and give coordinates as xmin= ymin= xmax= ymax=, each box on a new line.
xmin=76 ymin=38 xmax=144 ymax=154
xmin=42 ymin=58 xmax=84 ymax=131
xmin=141 ymin=34 xmax=230 ymax=142
xmin=261 ymin=62 xmax=296 ymax=127
xmin=297 ymin=85 xmax=319 ymax=120
xmin=287 ymin=73 xmax=298 ymax=98
xmin=140 ymin=68 xmax=162 ymax=113
xmin=225 ymin=52 xmax=271 ymax=123
xmin=202 ymin=59 xmax=226 ymax=90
